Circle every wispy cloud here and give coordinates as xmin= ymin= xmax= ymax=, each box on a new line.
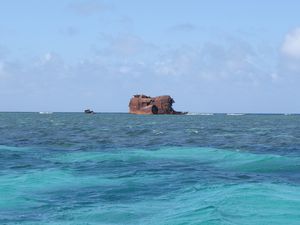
xmin=0 ymin=34 xmax=277 ymax=87
xmin=0 ymin=45 xmax=9 ymax=60
xmin=0 ymin=30 xmax=297 ymax=112
xmin=95 ymin=33 xmax=158 ymax=58
xmin=0 ymin=61 xmax=6 ymax=78
xmin=153 ymin=40 xmax=274 ymax=86
xmin=168 ymin=23 xmax=197 ymax=32
xmin=59 ymin=26 xmax=79 ymax=37
xmin=68 ymin=0 xmax=113 ymax=16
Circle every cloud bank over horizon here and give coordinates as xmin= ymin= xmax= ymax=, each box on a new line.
xmin=0 ymin=0 xmax=300 ymax=113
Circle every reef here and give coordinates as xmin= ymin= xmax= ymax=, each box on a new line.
xmin=129 ymin=94 xmax=186 ymax=115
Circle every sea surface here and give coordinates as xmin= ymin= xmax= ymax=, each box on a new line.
xmin=1 ymin=113 xmax=300 ymax=225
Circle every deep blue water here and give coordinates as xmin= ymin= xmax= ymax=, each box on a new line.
xmin=1 ymin=113 xmax=300 ymax=224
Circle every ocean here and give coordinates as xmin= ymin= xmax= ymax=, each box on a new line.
xmin=1 ymin=112 xmax=300 ymax=224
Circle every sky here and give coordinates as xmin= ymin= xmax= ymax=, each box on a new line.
xmin=0 ymin=0 xmax=300 ymax=113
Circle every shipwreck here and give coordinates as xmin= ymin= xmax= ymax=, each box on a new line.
xmin=129 ymin=94 xmax=186 ymax=115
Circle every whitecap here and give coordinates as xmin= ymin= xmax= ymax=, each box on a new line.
xmin=186 ymin=112 xmax=214 ymax=116
xmin=39 ymin=112 xmax=53 ymax=114
xmin=227 ymin=113 xmax=244 ymax=116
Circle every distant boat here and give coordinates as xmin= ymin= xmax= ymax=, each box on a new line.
xmin=39 ymin=112 xmax=53 ymax=114
xmin=84 ymin=109 xmax=95 ymax=114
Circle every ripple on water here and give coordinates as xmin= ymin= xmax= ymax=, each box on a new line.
xmin=1 ymin=113 xmax=300 ymax=224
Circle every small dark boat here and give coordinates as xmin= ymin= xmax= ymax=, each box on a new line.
xmin=84 ymin=109 xmax=95 ymax=114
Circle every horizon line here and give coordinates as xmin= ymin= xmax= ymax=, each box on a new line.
xmin=0 ymin=111 xmax=300 ymax=115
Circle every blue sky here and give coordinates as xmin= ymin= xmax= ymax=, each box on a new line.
xmin=0 ymin=0 xmax=300 ymax=112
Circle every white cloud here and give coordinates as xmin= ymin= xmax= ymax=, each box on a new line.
xmin=279 ymin=28 xmax=300 ymax=75
xmin=281 ymin=28 xmax=300 ymax=59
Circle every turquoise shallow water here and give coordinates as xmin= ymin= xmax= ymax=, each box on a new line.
xmin=1 ymin=113 xmax=300 ymax=224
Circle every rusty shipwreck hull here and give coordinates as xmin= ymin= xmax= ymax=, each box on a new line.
xmin=129 ymin=94 xmax=186 ymax=115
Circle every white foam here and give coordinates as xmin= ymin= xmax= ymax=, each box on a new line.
xmin=186 ymin=112 xmax=214 ymax=116
xmin=227 ymin=113 xmax=244 ymax=116
xmin=39 ymin=112 xmax=53 ymax=114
